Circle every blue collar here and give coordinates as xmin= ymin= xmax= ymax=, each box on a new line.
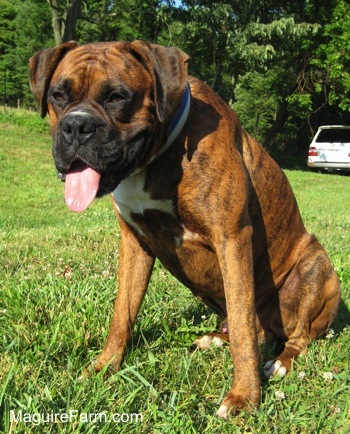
xmin=152 ymin=82 xmax=191 ymax=161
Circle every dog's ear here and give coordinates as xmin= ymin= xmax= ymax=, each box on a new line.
xmin=29 ymin=42 xmax=79 ymax=117
xmin=129 ymin=40 xmax=189 ymax=124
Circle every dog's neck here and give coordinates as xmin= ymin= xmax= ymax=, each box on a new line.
xmin=129 ymin=83 xmax=190 ymax=177
xmin=150 ymin=82 xmax=191 ymax=163
xmin=162 ymin=82 xmax=191 ymax=157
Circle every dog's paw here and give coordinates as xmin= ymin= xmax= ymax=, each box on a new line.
xmin=80 ymin=354 xmax=122 ymax=380
xmin=216 ymin=404 xmax=229 ymax=419
xmin=216 ymin=391 xmax=259 ymax=419
xmin=263 ymin=359 xmax=288 ymax=379
xmin=193 ymin=333 xmax=228 ymax=350
xmin=79 ymin=359 xmax=101 ymax=380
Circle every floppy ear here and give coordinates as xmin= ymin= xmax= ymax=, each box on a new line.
xmin=29 ymin=41 xmax=79 ymax=117
xmin=129 ymin=40 xmax=189 ymax=124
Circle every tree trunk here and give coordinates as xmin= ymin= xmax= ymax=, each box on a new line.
xmin=48 ymin=0 xmax=62 ymax=45
xmin=47 ymin=0 xmax=82 ymax=45
xmin=263 ymin=98 xmax=289 ymax=151
xmin=62 ymin=0 xmax=82 ymax=42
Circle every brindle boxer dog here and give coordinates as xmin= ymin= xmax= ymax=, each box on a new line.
xmin=29 ymin=41 xmax=341 ymax=418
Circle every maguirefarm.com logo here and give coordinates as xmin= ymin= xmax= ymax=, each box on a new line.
xmin=10 ymin=409 xmax=143 ymax=426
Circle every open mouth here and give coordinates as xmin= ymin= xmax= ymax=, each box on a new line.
xmin=57 ymin=151 xmax=141 ymax=213
xmin=62 ymin=160 xmax=101 ymax=213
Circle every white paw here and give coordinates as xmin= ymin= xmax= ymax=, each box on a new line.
xmin=193 ymin=335 xmax=225 ymax=350
xmin=263 ymin=359 xmax=287 ymax=379
xmin=216 ymin=404 xmax=229 ymax=419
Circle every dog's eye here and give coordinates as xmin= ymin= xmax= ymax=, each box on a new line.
xmin=109 ymin=93 xmax=125 ymax=104
xmin=52 ymin=92 xmax=65 ymax=102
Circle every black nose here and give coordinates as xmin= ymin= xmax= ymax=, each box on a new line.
xmin=61 ymin=113 xmax=97 ymax=145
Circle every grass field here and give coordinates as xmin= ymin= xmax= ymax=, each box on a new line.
xmin=0 ymin=109 xmax=349 ymax=433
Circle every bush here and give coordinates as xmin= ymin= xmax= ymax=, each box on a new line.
xmin=0 ymin=108 xmax=49 ymax=134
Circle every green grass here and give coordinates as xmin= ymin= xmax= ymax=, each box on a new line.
xmin=0 ymin=108 xmax=349 ymax=433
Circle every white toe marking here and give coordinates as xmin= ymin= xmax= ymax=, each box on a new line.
xmin=263 ymin=359 xmax=287 ymax=378
xmin=212 ymin=336 xmax=225 ymax=347
xmin=193 ymin=335 xmax=212 ymax=350
xmin=216 ymin=404 xmax=229 ymax=419
xmin=193 ymin=335 xmax=226 ymax=350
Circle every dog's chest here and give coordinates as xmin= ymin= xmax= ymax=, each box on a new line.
xmin=112 ymin=169 xmax=222 ymax=295
xmin=112 ymin=170 xmax=174 ymax=233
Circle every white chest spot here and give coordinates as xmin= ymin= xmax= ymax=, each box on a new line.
xmin=112 ymin=170 xmax=174 ymax=232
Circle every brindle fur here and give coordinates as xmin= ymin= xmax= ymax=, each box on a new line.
xmin=29 ymin=41 xmax=341 ymax=416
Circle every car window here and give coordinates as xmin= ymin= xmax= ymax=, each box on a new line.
xmin=316 ymin=129 xmax=350 ymax=143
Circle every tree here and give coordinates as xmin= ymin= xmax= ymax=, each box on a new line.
xmin=169 ymin=2 xmax=322 ymax=151
xmin=171 ymin=1 xmax=238 ymax=101
xmin=47 ymin=0 xmax=82 ymax=44
xmin=313 ymin=0 xmax=350 ymax=111
xmin=0 ymin=0 xmax=348 ymax=156
xmin=233 ymin=70 xmax=279 ymax=144
xmin=77 ymin=0 xmax=130 ymax=42
xmin=231 ymin=17 xmax=320 ymax=151
xmin=0 ymin=0 xmax=16 ymax=106
xmin=77 ymin=0 xmax=168 ymax=43
xmin=0 ymin=0 xmax=53 ymax=107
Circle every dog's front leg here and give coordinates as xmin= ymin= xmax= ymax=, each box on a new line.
xmin=215 ymin=225 xmax=260 ymax=418
xmin=87 ymin=216 xmax=155 ymax=374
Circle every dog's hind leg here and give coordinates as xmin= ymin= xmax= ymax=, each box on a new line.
xmin=263 ymin=239 xmax=341 ymax=378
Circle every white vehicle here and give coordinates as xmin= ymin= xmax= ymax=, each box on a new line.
xmin=307 ymin=125 xmax=350 ymax=171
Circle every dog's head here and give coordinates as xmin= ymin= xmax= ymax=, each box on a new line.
xmin=29 ymin=41 xmax=189 ymax=211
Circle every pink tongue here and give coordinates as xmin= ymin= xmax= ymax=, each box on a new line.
xmin=64 ymin=163 xmax=101 ymax=213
